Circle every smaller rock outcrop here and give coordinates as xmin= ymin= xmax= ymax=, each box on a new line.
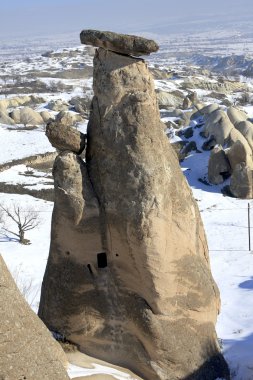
xmin=9 ymin=107 xmax=44 ymax=125
xmin=0 ymin=96 xmax=45 ymax=112
xmin=230 ymin=163 xmax=253 ymax=198
xmin=46 ymin=121 xmax=86 ymax=154
xmin=0 ymin=255 xmax=69 ymax=380
xmin=200 ymin=103 xmax=253 ymax=198
xmin=182 ymin=96 xmax=192 ymax=109
xmin=48 ymin=99 xmax=69 ymax=112
xmin=179 ymin=140 xmax=198 ymax=160
xmin=56 ymin=110 xmax=83 ymax=126
xmin=226 ymin=140 xmax=253 ymax=170
xmin=227 ymin=106 xmax=248 ymax=125
xmin=0 ymin=110 xmax=15 ymax=125
xmin=188 ymin=91 xmax=198 ymax=104
xmin=227 ymin=127 xmax=252 ymax=148
xmin=9 ymin=109 xmax=21 ymax=123
xmin=208 ymin=146 xmax=231 ymax=184
xmin=80 ymin=29 xmax=159 ymax=56
xmin=70 ymin=96 xmax=90 ymax=116
xmin=234 ymin=120 xmax=253 ymax=151
xmin=199 ymin=103 xmax=220 ymax=115
xmin=203 ymin=110 xmax=233 ymax=145
xmin=156 ymin=88 xmax=184 ymax=108
xmin=41 ymin=110 xmax=54 ymax=123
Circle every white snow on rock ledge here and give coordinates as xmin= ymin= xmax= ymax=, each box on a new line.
xmin=68 ymin=363 xmax=138 ymax=379
xmin=67 ymin=352 xmax=141 ymax=379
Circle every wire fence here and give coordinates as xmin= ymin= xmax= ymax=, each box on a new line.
xmin=2 ymin=203 xmax=253 ymax=253
xmin=200 ymin=203 xmax=253 ymax=253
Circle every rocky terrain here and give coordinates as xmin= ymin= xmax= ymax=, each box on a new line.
xmin=1 ymin=29 xmax=253 ymax=379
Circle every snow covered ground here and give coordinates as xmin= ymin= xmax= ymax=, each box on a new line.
xmin=0 ymin=164 xmax=53 ymax=190
xmin=180 ymin=125 xmax=253 ymax=380
xmin=0 ymin=125 xmax=55 ymax=165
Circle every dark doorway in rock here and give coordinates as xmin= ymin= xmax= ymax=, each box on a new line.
xmin=97 ymin=252 xmax=107 ymax=268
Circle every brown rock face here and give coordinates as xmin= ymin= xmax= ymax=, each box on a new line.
xmin=0 ymin=255 xmax=69 ymax=380
xmin=39 ymin=44 xmax=229 ymax=380
xmin=226 ymin=139 xmax=253 ymax=171
xmin=235 ymin=120 xmax=253 ymax=151
xmin=230 ymin=163 xmax=253 ymax=198
xmin=227 ymin=106 xmax=248 ymax=125
xmin=46 ymin=121 xmax=86 ymax=154
xmin=208 ymin=145 xmax=231 ymax=184
xmin=80 ymin=29 xmax=159 ymax=56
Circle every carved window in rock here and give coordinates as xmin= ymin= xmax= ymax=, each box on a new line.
xmin=97 ymin=252 xmax=107 ymax=268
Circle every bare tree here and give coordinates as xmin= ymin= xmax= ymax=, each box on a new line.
xmin=0 ymin=204 xmax=40 ymax=244
xmin=46 ymin=80 xmax=68 ymax=93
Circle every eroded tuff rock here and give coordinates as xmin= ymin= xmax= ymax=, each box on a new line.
xmin=9 ymin=106 xmax=44 ymax=125
xmin=235 ymin=120 xmax=253 ymax=150
xmin=203 ymin=109 xmax=234 ymax=145
xmin=199 ymin=103 xmax=220 ymax=115
xmin=230 ymin=163 xmax=253 ymax=198
xmin=208 ymin=146 xmax=231 ymax=184
xmin=80 ymin=29 xmax=159 ymax=56
xmin=227 ymin=106 xmax=248 ymax=125
xmin=56 ymin=110 xmax=83 ymax=126
xmin=226 ymin=139 xmax=253 ymax=171
xmin=48 ymin=99 xmax=69 ymax=112
xmin=46 ymin=121 xmax=86 ymax=153
xmin=0 ymin=255 xmax=69 ymax=380
xmin=201 ymin=104 xmax=253 ymax=195
xmin=0 ymin=110 xmax=15 ymax=125
xmin=156 ymin=88 xmax=184 ymax=109
xmin=41 ymin=110 xmax=54 ymax=123
xmin=0 ymin=95 xmax=43 ymax=111
xmin=39 ymin=37 xmax=229 ymax=380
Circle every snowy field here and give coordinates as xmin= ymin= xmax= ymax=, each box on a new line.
xmin=180 ymin=125 xmax=253 ymax=380
xmin=0 ymin=126 xmax=55 ymax=165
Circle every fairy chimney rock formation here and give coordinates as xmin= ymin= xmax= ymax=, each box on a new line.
xmin=39 ymin=30 xmax=229 ymax=380
xmin=0 ymin=255 xmax=69 ymax=380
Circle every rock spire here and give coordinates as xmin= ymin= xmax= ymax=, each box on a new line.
xmin=39 ymin=30 xmax=229 ymax=380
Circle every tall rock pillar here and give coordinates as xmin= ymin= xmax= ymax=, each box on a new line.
xmin=39 ymin=30 xmax=229 ymax=380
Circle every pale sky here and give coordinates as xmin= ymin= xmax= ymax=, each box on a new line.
xmin=1 ymin=0 xmax=253 ymax=38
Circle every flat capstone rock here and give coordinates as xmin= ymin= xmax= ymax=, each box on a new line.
xmin=80 ymin=29 xmax=159 ymax=57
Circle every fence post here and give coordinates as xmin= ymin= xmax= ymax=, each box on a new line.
xmin=248 ymin=203 xmax=251 ymax=252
